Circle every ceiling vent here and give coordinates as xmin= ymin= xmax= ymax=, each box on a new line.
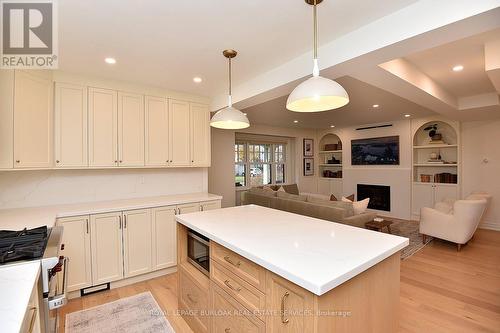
xmin=355 ymin=124 xmax=393 ymax=131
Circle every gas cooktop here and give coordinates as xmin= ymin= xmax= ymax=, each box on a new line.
xmin=0 ymin=226 xmax=49 ymax=264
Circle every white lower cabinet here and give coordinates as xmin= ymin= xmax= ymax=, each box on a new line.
xmin=200 ymin=200 xmax=221 ymax=211
xmin=123 ymin=209 xmax=152 ymax=277
xmin=412 ymin=183 xmax=458 ymax=217
xmin=58 ymin=199 xmax=220 ymax=291
xmin=58 ymin=215 xmax=92 ymax=291
xmin=90 ymin=212 xmax=124 ymax=285
xmin=178 ymin=202 xmax=200 ymax=214
xmin=152 ymin=206 xmax=177 ymax=270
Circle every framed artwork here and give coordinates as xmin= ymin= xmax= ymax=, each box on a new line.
xmin=303 ymin=138 xmax=314 ymax=156
xmin=303 ymin=158 xmax=314 ymax=176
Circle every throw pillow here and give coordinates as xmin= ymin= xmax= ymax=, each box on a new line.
xmin=277 ymin=186 xmax=286 ymax=192
xmin=342 ymin=196 xmax=370 ymax=215
xmin=330 ymin=194 xmax=337 ymax=201
xmin=262 ymin=186 xmax=275 ymax=192
xmin=282 ymin=184 xmax=299 ymax=195
xmin=345 ymin=194 xmax=355 ymax=201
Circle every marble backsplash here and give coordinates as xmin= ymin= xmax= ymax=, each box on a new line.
xmin=0 ymin=168 xmax=208 ymax=210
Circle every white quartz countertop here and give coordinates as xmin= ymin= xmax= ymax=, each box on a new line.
xmin=0 ymin=193 xmax=222 ymax=230
xmin=176 ymin=205 xmax=409 ymax=296
xmin=0 ymin=261 xmax=40 ymax=333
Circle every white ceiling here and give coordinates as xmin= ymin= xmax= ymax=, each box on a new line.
xmin=404 ymin=29 xmax=500 ymax=98
xmin=242 ymin=76 xmax=435 ymax=129
xmin=58 ymin=0 xmax=418 ymax=97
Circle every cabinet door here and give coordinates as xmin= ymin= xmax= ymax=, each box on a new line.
xmin=123 ymin=209 xmax=152 ymax=277
xmin=145 ymin=96 xmax=169 ymax=166
xmin=0 ymin=70 xmax=14 ymax=169
xmin=434 ymin=184 xmax=458 ymax=204
xmin=54 ymin=83 xmax=88 ymax=167
xmin=169 ymin=99 xmax=191 ymax=166
xmin=177 ymin=202 xmax=200 ymax=214
xmin=88 ymin=87 xmax=118 ymax=167
xmin=90 ymin=212 xmax=123 ymax=284
xmin=13 ymin=71 xmax=53 ymax=168
xmin=118 ymin=92 xmax=145 ymax=167
xmin=151 ymin=206 xmax=177 ymax=270
xmin=200 ymin=200 xmax=221 ymax=211
xmin=190 ymin=103 xmax=210 ymax=167
xmin=412 ymin=183 xmax=435 ymax=217
xmin=265 ymin=272 xmax=315 ymax=333
xmin=58 ymin=216 xmax=92 ymax=291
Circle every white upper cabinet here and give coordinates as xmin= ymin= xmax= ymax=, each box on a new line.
xmin=54 ymin=83 xmax=88 ymax=168
xmin=3 ymin=74 xmax=211 ymax=170
xmin=118 ymin=92 xmax=145 ymax=167
xmin=145 ymin=96 xmax=169 ymax=166
xmin=190 ymin=103 xmax=211 ymax=167
xmin=0 ymin=70 xmax=14 ymax=169
xmin=88 ymin=87 xmax=118 ymax=167
xmin=169 ymin=99 xmax=191 ymax=166
xmin=13 ymin=71 xmax=53 ymax=168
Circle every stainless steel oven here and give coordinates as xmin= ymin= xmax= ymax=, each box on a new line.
xmin=40 ymin=226 xmax=69 ymax=333
xmin=187 ymin=229 xmax=210 ymax=276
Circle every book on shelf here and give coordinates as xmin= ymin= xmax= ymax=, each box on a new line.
xmin=434 ymin=172 xmax=458 ymax=184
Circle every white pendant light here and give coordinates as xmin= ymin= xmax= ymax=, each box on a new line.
xmin=210 ymin=49 xmax=250 ymax=129
xmin=286 ymin=0 xmax=349 ymax=112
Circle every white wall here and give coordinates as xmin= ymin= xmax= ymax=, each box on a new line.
xmin=462 ymin=120 xmax=500 ymax=230
xmin=208 ymin=128 xmax=236 ymax=208
xmin=319 ymin=120 xmax=412 ymax=219
xmin=0 ymin=168 xmax=208 ymax=209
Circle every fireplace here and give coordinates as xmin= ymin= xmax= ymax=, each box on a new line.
xmin=357 ymin=184 xmax=390 ymax=212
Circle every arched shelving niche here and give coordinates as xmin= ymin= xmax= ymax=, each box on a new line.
xmin=410 ymin=118 xmax=460 ymax=219
xmin=318 ymin=133 xmax=343 ymax=179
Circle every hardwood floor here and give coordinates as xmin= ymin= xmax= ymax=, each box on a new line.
xmin=59 ymin=229 xmax=500 ymax=333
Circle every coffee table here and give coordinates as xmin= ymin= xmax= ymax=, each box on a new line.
xmin=365 ymin=219 xmax=393 ymax=234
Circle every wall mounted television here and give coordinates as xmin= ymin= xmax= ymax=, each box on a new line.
xmin=351 ymin=136 xmax=400 ymax=165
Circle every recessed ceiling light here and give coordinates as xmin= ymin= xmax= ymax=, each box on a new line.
xmin=452 ymin=65 xmax=464 ymax=72
xmin=104 ymin=57 xmax=116 ymax=64
xmin=330 ymin=125 xmax=335 ymax=128
xmin=404 ymin=114 xmax=411 ymax=118
xmin=372 ymin=104 xmax=379 ymax=108
xmin=193 ymin=77 xmax=202 ymax=83
xmin=293 ymin=120 xmax=299 ymax=123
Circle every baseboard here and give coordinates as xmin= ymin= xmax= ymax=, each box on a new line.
xmin=478 ymin=221 xmax=500 ymax=231
xmin=67 ymin=266 xmax=178 ymax=299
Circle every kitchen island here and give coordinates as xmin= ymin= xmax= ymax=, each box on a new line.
xmin=176 ymin=204 xmax=408 ymax=333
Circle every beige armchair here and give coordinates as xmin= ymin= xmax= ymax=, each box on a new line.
xmin=419 ymin=198 xmax=488 ymax=251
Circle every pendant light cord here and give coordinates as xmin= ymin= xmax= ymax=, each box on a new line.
xmin=313 ymin=0 xmax=317 ymax=59
xmin=312 ymin=0 xmax=320 ymax=77
xmin=228 ymin=57 xmax=233 ymax=106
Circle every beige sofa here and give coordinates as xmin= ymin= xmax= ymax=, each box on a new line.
xmin=242 ymin=186 xmax=376 ymax=229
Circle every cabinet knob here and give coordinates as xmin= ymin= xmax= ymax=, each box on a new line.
xmin=15 ymin=160 xmax=20 ymax=163
xmin=114 ymin=160 xmax=118 ymax=163
xmin=56 ymin=160 xmax=60 ymax=163
xmin=119 ymin=160 xmax=122 ymax=163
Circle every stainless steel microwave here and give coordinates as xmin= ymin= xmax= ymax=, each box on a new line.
xmin=187 ymin=229 xmax=210 ymax=276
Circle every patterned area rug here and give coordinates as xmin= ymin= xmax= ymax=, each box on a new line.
xmin=65 ymin=292 xmax=174 ymax=333
xmin=388 ymin=219 xmax=433 ymax=259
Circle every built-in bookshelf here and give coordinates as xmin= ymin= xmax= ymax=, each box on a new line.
xmin=412 ymin=120 xmax=459 ymax=184
xmin=318 ymin=133 xmax=343 ymax=180
xmin=411 ymin=118 xmax=460 ymax=219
